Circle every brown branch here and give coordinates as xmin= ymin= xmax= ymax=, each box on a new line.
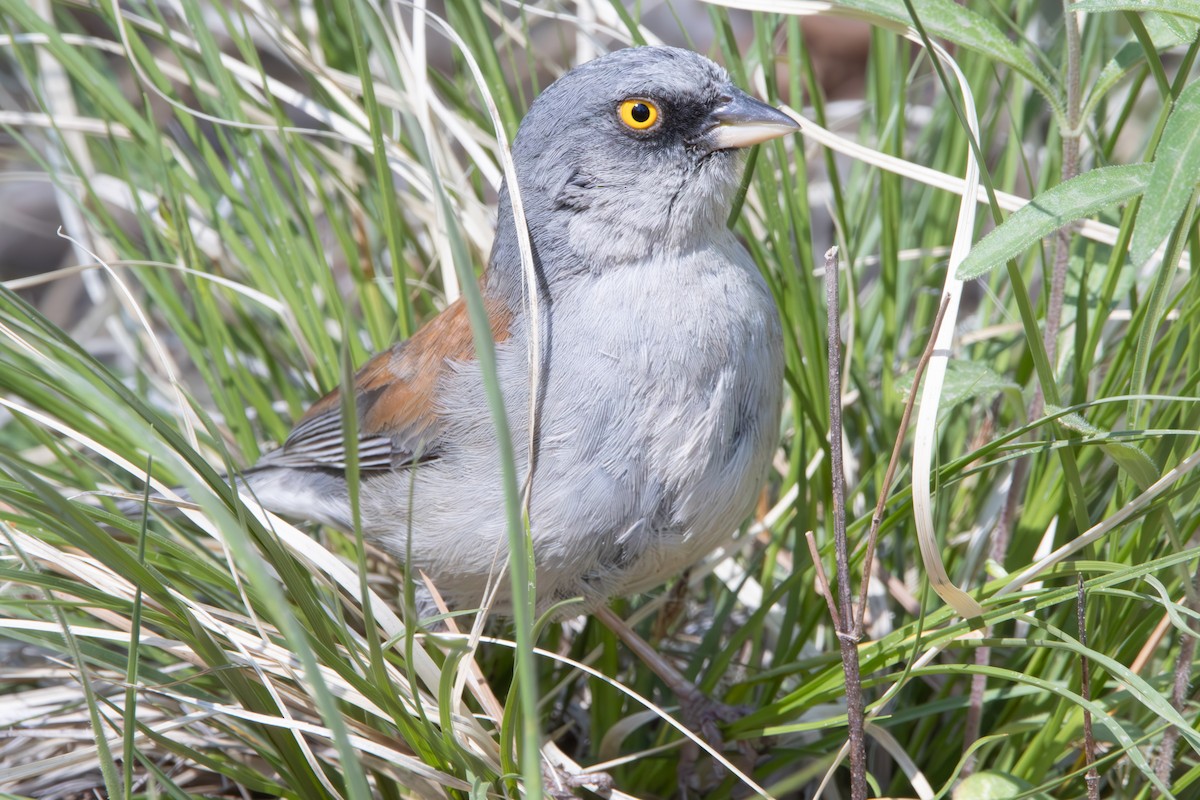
xmin=1078 ymin=576 xmax=1100 ymax=800
xmin=1037 ymin=0 xmax=1083 ymax=420
xmin=821 ymin=245 xmax=867 ymax=800
xmin=806 ymin=531 xmax=841 ymax=624
xmin=1154 ymin=561 xmax=1200 ymax=786
xmin=962 ymin=645 xmax=990 ymax=776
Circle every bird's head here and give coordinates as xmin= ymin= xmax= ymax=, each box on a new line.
xmin=488 ymin=46 xmax=797 ymax=288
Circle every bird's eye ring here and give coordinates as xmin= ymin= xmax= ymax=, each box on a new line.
xmin=618 ymin=98 xmax=659 ymax=131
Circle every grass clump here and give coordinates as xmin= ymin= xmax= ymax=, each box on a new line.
xmin=0 ymin=1 xmax=1198 ymax=797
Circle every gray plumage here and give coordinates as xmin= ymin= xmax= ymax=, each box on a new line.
xmin=244 ymin=46 xmax=792 ymax=614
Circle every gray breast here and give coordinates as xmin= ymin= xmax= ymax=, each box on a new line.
xmin=523 ymin=245 xmax=783 ymax=606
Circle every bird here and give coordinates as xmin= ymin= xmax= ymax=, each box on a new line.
xmin=235 ymin=46 xmax=795 ymax=617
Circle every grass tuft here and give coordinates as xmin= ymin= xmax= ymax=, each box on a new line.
xmin=1 ymin=1 xmax=1198 ymax=797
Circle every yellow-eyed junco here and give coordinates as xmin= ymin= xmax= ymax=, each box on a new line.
xmin=239 ymin=46 xmax=796 ymax=615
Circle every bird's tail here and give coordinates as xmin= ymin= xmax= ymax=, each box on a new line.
xmin=114 ymin=465 xmax=351 ymax=531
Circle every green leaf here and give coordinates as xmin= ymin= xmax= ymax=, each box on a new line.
xmin=1049 ymin=405 xmax=1160 ymax=490
xmin=826 ymin=0 xmax=1058 ymax=106
xmin=953 ymin=770 xmax=1051 ymax=800
xmin=1086 ymin=41 xmax=1158 ymax=120
xmin=1072 ymin=0 xmax=1200 ymax=22
xmin=898 ymin=360 xmax=1017 ymax=413
xmin=1130 ymin=80 xmax=1200 ymax=268
xmin=956 ymin=164 xmax=1153 ymax=280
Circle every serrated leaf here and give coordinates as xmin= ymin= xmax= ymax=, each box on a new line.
xmin=956 ymin=164 xmax=1152 ymax=280
xmin=1048 ymin=405 xmax=1160 ymax=490
xmin=1130 ymin=80 xmax=1200 ymax=268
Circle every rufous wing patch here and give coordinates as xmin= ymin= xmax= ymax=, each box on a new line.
xmin=276 ymin=293 xmax=515 ymax=471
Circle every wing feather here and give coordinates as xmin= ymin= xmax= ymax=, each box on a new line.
xmin=258 ymin=295 xmax=515 ymax=474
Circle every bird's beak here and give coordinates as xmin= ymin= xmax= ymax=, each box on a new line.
xmin=703 ymin=89 xmax=799 ymax=152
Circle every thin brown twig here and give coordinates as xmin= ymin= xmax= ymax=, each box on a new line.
xmin=991 ymin=401 xmax=1027 ymax=567
xmin=1154 ymin=561 xmax=1200 ymax=785
xmin=805 ymin=531 xmax=841 ymax=623
xmin=1078 ymin=576 xmax=1100 ymax=800
xmin=962 ymin=644 xmax=990 ymax=777
xmin=854 ymin=293 xmax=952 ymax=638
xmin=821 ymin=245 xmax=867 ymax=800
xmin=1036 ymin=0 xmax=1083 ymax=420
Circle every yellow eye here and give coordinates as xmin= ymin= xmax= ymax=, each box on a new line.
xmin=619 ymin=99 xmax=659 ymax=130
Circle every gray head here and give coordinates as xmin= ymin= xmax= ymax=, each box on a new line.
xmin=487 ymin=47 xmax=797 ymax=293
